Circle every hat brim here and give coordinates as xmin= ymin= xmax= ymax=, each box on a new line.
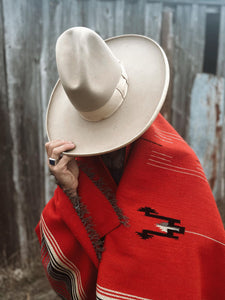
xmin=46 ymin=34 xmax=170 ymax=156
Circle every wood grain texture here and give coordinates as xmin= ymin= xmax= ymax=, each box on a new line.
xmin=114 ymin=0 xmax=125 ymax=35
xmin=123 ymin=0 xmax=146 ymax=34
xmin=0 ymin=0 xmax=19 ymax=263
xmin=187 ymin=74 xmax=225 ymax=211
xmin=144 ymin=2 xmax=162 ymax=43
xmin=172 ymin=4 xmax=206 ymax=137
xmin=217 ymin=6 xmax=225 ymax=77
xmin=2 ymin=0 xmax=44 ymax=264
xmin=147 ymin=0 xmax=225 ymax=5
xmin=160 ymin=6 xmax=174 ymax=122
xmin=96 ymin=0 xmax=115 ymax=38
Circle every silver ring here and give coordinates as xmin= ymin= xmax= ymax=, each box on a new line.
xmin=49 ymin=157 xmax=59 ymax=166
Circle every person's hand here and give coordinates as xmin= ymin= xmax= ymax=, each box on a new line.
xmin=45 ymin=140 xmax=79 ymax=195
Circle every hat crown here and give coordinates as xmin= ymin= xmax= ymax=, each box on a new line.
xmin=56 ymin=27 xmax=122 ymax=114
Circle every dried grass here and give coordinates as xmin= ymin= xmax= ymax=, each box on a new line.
xmin=0 ymin=236 xmax=59 ymax=300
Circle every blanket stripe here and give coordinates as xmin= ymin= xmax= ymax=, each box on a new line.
xmin=40 ymin=215 xmax=86 ymax=300
xmin=96 ymin=284 xmax=152 ymax=300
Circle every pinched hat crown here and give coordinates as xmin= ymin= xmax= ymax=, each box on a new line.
xmin=56 ymin=27 xmax=128 ymax=121
xmin=47 ymin=27 xmax=170 ymax=156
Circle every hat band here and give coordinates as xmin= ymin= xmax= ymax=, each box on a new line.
xmin=79 ymin=62 xmax=128 ymax=122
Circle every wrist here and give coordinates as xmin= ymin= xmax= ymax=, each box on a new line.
xmin=54 ymin=178 xmax=78 ymax=196
xmin=62 ymin=187 xmax=78 ymax=198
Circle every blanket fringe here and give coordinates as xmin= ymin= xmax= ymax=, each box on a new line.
xmin=78 ymin=162 xmax=129 ymax=226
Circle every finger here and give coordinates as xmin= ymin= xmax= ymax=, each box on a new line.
xmin=57 ymin=155 xmax=76 ymax=168
xmin=50 ymin=143 xmax=75 ymax=160
xmin=46 ymin=140 xmax=66 ymax=157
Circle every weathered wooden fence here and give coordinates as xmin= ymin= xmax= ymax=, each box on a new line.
xmin=0 ymin=0 xmax=225 ymax=265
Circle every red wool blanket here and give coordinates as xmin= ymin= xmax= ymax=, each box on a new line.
xmin=36 ymin=114 xmax=225 ymax=300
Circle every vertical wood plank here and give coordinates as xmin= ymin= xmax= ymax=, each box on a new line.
xmin=172 ymin=4 xmax=206 ymax=137
xmin=124 ymin=0 xmax=146 ymax=34
xmin=3 ymin=0 xmax=29 ymax=264
xmin=187 ymin=74 xmax=225 ymax=222
xmin=0 ymin=0 xmax=18 ymax=262
xmin=160 ymin=6 xmax=174 ymax=122
xmin=96 ymin=0 xmax=115 ymax=38
xmin=114 ymin=0 xmax=125 ymax=35
xmin=81 ymin=0 xmax=97 ymax=30
xmin=144 ymin=2 xmax=162 ymax=43
xmin=19 ymin=1 xmax=45 ymax=254
xmin=217 ymin=6 xmax=225 ymax=77
xmin=2 ymin=0 xmax=44 ymax=264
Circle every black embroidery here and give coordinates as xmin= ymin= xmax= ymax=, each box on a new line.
xmin=138 ymin=207 xmax=159 ymax=215
xmin=136 ymin=230 xmax=154 ymax=240
xmin=69 ymin=193 xmax=104 ymax=260
xmin=136 ymin=206 xmax=185 ymax=240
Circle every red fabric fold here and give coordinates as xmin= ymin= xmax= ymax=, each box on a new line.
xmin=76 ymin=157 xmax=121 ymax=237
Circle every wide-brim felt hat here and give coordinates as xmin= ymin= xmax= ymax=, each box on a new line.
xmin=46 ymin=27 xmax=170 ymax=156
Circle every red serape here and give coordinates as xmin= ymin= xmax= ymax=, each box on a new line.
xmin=36 ymin=114 xmax=225 ymax=300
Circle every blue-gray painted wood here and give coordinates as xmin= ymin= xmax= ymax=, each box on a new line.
xmin=160 ymin=6 xmax=174 ymax=121
xmin=144 ymin=2 xmax=162 ymax=43
xmin=96 ymin=0 xmax=116 ymax=38
xmin=217 ymin=6 xmax=225 ymax=77
xmin=0 ymin=0 xmax=18 ymax=263
xmin=172 ymin=4 xmax=206 ymax=137
xmin=2 ymin=0 xmax=45 ymax=265
xmin=123 ymin=0 xmax=146 ymax=34
xmin=146 ymin=0 xmax=225 ymax=5
xmin=187 ymin=74 xmax=225 ymax=207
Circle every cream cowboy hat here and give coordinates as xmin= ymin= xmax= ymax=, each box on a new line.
xmin=46 ymin=27 xmax=170 ymax=156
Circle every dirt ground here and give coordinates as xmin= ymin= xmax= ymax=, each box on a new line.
xmin=0 ymin=258 xmax=60 ymax=300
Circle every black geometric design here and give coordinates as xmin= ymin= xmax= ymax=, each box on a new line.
xmin=136 ymin=206 xmax=185 ymax=240
xmin=136 ymin=230 xmax=154 ymax=240
xmin=138 ymin=207 xmax=159 ymax=215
